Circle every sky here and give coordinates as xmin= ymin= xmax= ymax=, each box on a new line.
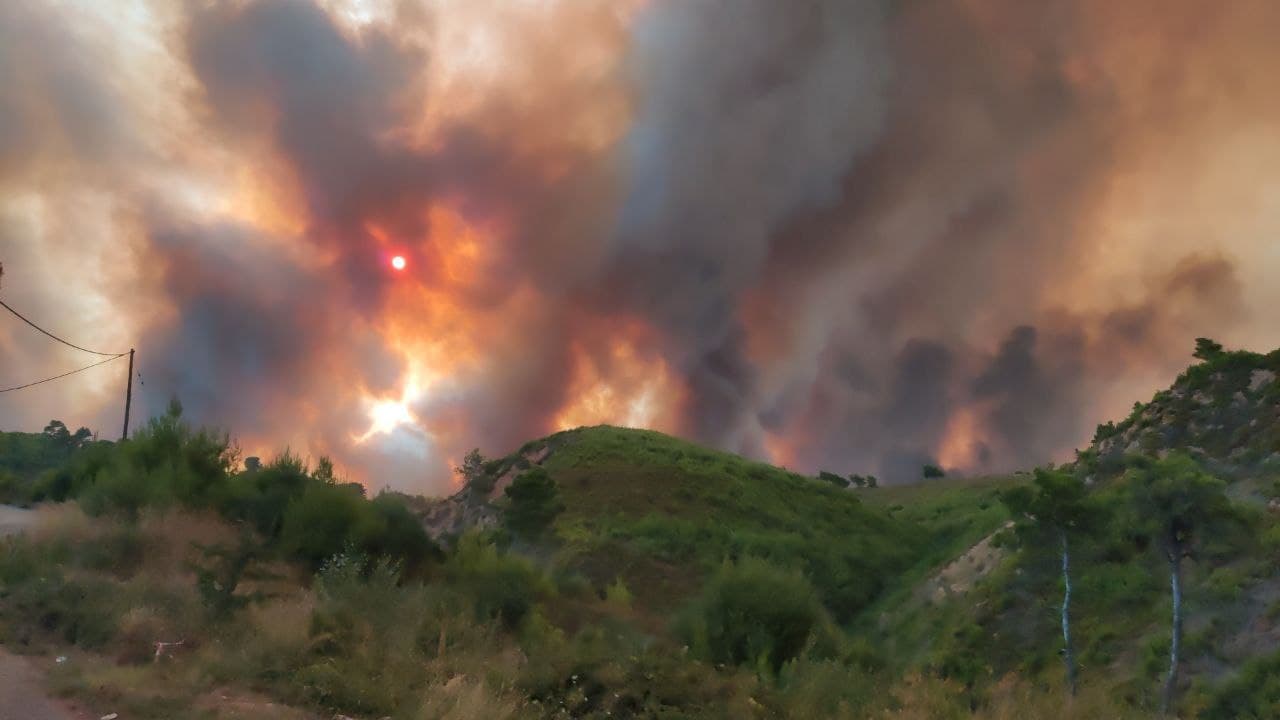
xmin=2 ymin=0 xmax=1279 ymax=493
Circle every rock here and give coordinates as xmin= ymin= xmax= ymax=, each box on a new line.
xmin=1249 ymin=369 xmax=1276 ymax=392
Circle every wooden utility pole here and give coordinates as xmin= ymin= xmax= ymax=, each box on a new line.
xmin=122 ymin=348 xmax=135 ymax=440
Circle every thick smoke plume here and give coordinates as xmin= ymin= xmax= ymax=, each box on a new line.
xmin=3 ymin=0 xmax=1279 ymax=489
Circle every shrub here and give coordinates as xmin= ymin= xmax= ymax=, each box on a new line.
xmin=446 ymin=534 xmax=546 ymax=629
xmin=503 ymin=467 xmax=564 ymax=539
xmin=279 ymin=482 xmax=365 ymax=569
xmin=1200 ymin=650 xmax=1280 ymax=720
xmin=679 ymin=557 xmax=820 ymax=673
xmin=352 ymin=493 xmax=440 ymax=575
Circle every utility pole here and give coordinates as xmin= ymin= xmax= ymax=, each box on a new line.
xmin=122 ymin=348 xmax=135 ymax=440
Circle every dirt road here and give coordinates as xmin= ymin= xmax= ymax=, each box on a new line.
xmin=0 ymin=506 xmax=84 ymax=720
xmin=0 ymin=505 xmax=37 ymax=537
xmin=0 ymin=651 xmax=84 ymax=720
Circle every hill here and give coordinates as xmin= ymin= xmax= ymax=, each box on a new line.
xmin=871 ymin=341 xmax=1280 ymax=715
xmin=1083 ymin=342 xmax=1280 ymax=479
xmin=424 ymin=425 xmax=928 ymax=623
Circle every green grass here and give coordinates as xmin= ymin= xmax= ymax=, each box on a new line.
xmin=500 ymin=426 xmax=922 ymax=624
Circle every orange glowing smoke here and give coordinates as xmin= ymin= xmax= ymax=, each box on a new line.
xmin=936 ymin=403 xmax=990 ymax=473
xmin=554 ymin=330 xmax=683 ymax=433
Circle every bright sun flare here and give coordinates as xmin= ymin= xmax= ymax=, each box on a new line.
xmin=391 ymin=255 xmax=406 ymax=270
xmin=356 ymin=397 xmax=414 ymax=443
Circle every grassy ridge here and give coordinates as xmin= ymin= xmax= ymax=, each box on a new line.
xmin=529 ymin=426 xmax=919 ymax=621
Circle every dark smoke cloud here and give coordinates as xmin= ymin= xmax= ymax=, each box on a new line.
xmin=4 ymin=0 xmax=1278 ymax=490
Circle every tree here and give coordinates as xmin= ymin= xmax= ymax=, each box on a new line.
xmin=1001 ymin=467 xmax=1097 ymax=696
xmin=313 ymin=455 xmax=337 ymax=484
xmin=1127 ymin=453 xmax=1235 ymax=715
xmin=866 ymin=475 xmax=879 ymax=489
xmin=503 ymin=467 xmax=563 ymax=539
xmin=922 ymin=464 xmax=945 ymax=480
xmin=455 ymin=448 xmax=487 ymax=488
xmin=818 ymin=471 xmax=850 ymax=488
xmin=1193 ymin=337 xmax=1225 ymax=361
xmin=41 ymin=420 xmax=89 ymax=451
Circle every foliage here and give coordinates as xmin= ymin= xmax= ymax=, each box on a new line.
xmin=819 ymin=471 xmax=851 ymax=488
xmin=279 ymin=481 xmax=366 ymax=570
xmin=1193 ymin=337 xmax=1225 ymax=361
xmin=446 ymin=534 xmax=547 ymax=629
xmin=191 ymin=534 xmax=271 ymax=617
xmin=1001 ymin=467 xmax=1098 ymax=543
xmin=503 ymin=466 xmax=564 ymax=539
xmin=923 ymin=464 xmax=946 ymax=480
xmin=456 ymin=448 xmax=489 ymax=493
xmin=1201 ymin=650 xmax=1280 ymax=720
xmin=679 ymin=556 xmax=820 ymax=674
xmin=1124 ymin=453 xmax=1236 ymax=561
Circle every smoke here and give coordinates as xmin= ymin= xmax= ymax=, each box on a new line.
xmin=3 ymin=0 xmax=1279 ymax=489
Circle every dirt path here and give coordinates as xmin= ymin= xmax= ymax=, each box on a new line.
xmin=0 ymin=506 xmax=85 ymax=720
xmin=0 ymin=505 xmax=37 ymax=537
xmin=0 ymin=651 xmax=85 ymax=720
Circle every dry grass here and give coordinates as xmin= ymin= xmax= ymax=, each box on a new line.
xmin=245 ymin=595 xmax=315 ymax=653
xmin=876 ymin=673 xmax=1147 ymax=720
xmin=415 ymin=676 xmax=523 ymax=720
xmin=30 ymin=501 xmax=109 ymax=544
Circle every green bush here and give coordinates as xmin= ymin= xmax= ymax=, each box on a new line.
xmin=217 ymin=451 xmax=312 ymax=537
xmin=351 ymin=493 xmax=440 ymax=575
xmin=1201 ymin=650 xmax=1280 ymax=720
xmin=504 ymin=467 xmax=564 ymax=539
xmin=678 ymin=557 xmax=820 ymax=673
xmin=279 ymin=482 xmax=366 ymax=570
xmin=446 ymin=534 xmax=547 ymax=629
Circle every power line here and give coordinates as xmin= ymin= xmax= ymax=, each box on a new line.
xmin=0 ymin=353 xmax=127 ymax=394
xmin=0 ymin=297 xmax=126 ymax=357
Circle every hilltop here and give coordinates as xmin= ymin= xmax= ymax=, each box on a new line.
xmin=423 ymin=425 xmax=926 ymax=622
xmin=1082 ymin=341 xmax=1280 ymax=481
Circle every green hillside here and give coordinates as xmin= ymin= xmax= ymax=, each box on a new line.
xmin=869 ymin=342 xmax=1280 ymax=715
xmin=475 ymin=426 xmax=921 ymax=621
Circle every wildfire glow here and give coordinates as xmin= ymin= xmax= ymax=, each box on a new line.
xmin=936 ymin=404 xmax=989 ymax=472
xmin=356 ymin=379 xmax=424 ymax=444
xmin=553 ymin=334 xmax=681 ymax=432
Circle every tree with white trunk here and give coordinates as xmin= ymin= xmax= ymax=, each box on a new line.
xmin=1002 ymin=467 xmax=1097 ymax=697
xmin=1127 ymin=453 xmax=1235 ymax=716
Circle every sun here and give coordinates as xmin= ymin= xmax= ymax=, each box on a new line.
xmin=356 ymin=397 xmax=415 ymax=443
xmin=390 ymin=255 xmax=407 ymax=271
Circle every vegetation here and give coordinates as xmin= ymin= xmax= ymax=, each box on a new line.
xmin=1124 ymin=453 xmax=1239 ymax=714
xmin=503 ymin=467 xmax=564 ymax=540
xmin=0 ymin=340 xmax=1277 ymax=718
xmin=678 ymin=557 xmax=820 ymax=674
xmin=1000 ymin=467 xmax=1099 ymax=695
